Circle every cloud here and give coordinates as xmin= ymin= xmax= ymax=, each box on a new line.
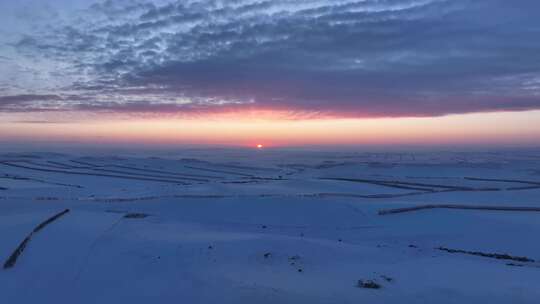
xmin=0 ymin=94 xmax=66 ymax=111
xmin=10 ymin=120 xmax=71 ymax=124
xmin=2 ymin=0 xmax=540 ymax=118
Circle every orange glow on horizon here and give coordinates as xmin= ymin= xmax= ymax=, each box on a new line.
xmin=1 ymin=110 xmax=540 ymax=147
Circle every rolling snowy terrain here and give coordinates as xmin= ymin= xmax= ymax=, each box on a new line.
xmin=1 ymin=149 xmax=540 ymax=303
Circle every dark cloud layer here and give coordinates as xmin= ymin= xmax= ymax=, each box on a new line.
xmin=3 ymin=0 xmax=540 ymax=117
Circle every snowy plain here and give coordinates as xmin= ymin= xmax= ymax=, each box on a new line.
xmin=1 ymin=149 xmax=540 ymax=303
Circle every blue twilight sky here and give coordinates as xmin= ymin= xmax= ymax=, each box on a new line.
xmin=0 ymin=0 xmax=539 ymax=119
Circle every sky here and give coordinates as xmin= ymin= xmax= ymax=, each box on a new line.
xmin=0 ymin=0 xmax=539 ymax=148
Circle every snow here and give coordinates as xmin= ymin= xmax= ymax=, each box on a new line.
xmin=1 ymin=149 xmax=539 ymax=303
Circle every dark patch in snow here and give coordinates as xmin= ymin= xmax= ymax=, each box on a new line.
xmin=124 ymin=213 xmax=150 ymax=219
xmin=437 ymin=247 xmax=535 ymax=263
xmin=289 ymin=255 xmax=301 ymax=261
xmin=464 ymin=177 xmax=540 ymax=186
xmin=379 ymin=205 xmax=540 ymax=215
xmin=506 ymin=263 xmax=525 ymax=267
xmin=357 ymin=280 xmax=381 ymax=289
xmin=3 ymin=209 xmax=70 ymax=269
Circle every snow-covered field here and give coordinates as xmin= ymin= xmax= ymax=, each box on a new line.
xmin=1 ymin=149 xmax=540 ymax=303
